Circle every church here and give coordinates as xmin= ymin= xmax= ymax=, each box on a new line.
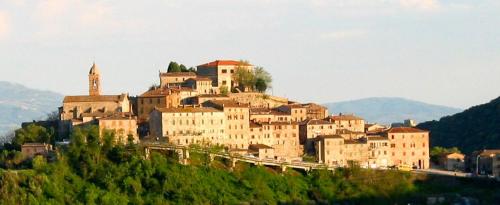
xmin=58 ymin=63 xmax=138 ymax=143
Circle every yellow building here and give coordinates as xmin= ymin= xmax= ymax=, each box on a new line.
xmin=197 ymin=60 xmax=254 ymax=91
xmin=326 ymin=114 xmax=365 ymax=132
xmin=384 ymin=127 xmax=430 ymax=169
xmin=149 ymin=106 xmax=226 ymax=146
xmin=159 ymin=72 xmax=197 ymax=88
xmin=98 ymin=112 xmax=138 ymax=144
xmin=203 ymin=100 xmax=250 ymax=149
xmin=137 ymin=88 xmax=180 ymax=122
xmin=299 ymin=119 xmax=336 ymax=153
xmin=275 ymin=104 xmax=307 ymax=122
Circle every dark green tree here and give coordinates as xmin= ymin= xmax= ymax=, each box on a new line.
xmin=167 ymin=62 xmax=181 ymax=73
xmin=179 ymin=64 xmax=188 ymax=72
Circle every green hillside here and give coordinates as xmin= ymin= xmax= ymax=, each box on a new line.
xmin=418 ymin=96 xmax=500 ymax=154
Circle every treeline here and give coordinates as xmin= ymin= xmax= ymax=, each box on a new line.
xmin=1 ymin=125 xmax=499 ymax=204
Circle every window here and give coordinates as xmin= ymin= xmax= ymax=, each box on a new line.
xmin=222 ymin=80 xmax=227 ymax=85
xmin=390 ymin=144 xmax=395 ymax=148
xmin=222 ymin=69 xmax=227 ymax=73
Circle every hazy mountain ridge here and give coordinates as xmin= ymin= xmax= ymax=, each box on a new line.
xmin=323 ymin=97 xmax=462 ymax=125
xmin=0 ymin=81 xmax=63 ymax=136
xmin=417 ymin=96 xmax=500 ymax=154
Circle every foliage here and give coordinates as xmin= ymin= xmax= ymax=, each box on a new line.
xmin=418 ymin=96 xmax=500 ymax=153
xmin=167 ymin=62 xmax=181 ymax=73
xmin=219 ymin=85 xmax=229 ymax=95
xmin=233 ymin=61 xmax=272 ymax=93
xmin=1 ymin=125 xmax=498 ymax=204
xmin=11 ymin=124 xmax=53 ymax=149
xmin=179 ymin=64 xmax=188 ymax=72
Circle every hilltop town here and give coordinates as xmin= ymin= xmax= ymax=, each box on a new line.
xmin=49 ymin=60 xmax=431 ymax=170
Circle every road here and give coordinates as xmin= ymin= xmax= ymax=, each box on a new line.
xmin=412 ymin=168 xmax=471 ymax=177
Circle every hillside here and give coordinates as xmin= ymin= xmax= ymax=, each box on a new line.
xmin=417 ymin=96 xmax=500 ymax=154
xmin=0 ymin=81 xmax=62 ymax=137
xmin=323 ymin=97 xmax=462 ymax=125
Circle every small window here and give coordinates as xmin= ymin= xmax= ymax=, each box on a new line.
xmin=222 ymin=69 xmax=227 ymax=73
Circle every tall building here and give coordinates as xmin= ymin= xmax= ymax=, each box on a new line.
xmin=88 ymin=62 xmax=101 ymax=96
xmin=384 ymin=127 xmax=430 ymax=169
xmin=197 ymin=60 xmax=254 ymax=91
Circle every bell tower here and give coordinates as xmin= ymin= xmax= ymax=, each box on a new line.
xmin=88 ymin=62 xmax=101 ymax=96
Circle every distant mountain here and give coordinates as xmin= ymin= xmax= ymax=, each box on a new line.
xmin=323 ymin=97 xmax=462 ymax=125
xmin=0 ymin=81 xmax=63 ymax=137
xmin=418 ymin=96 xmax=500 ymax=154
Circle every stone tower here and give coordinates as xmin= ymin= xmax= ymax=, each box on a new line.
xmin=88 ymin=62 xmax=101 ymax=96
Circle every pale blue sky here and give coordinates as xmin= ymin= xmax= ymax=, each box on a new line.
xmin=0 ymin=0 xmax=499 ymax=109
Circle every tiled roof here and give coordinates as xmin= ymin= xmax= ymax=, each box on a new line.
xmin=63 ymin=94 xmax=127 ymax=103
xmin=198 ymin=94 xmax=228 ymax=98
xmin=336 ymin=129 xmax=365 ymax=135
xmin=478 ymin=149 xmax=500 ymax=157
xmin=198 ymin=60 xmax=252 ymax=67
xmin=344 ymin=139 xmax=367 ymax=144
xmin=99 ymin=112 xmax=136 ymax=120
xmin=316 ymin=135 xmax=343 ymax=140
xmin=249 ymin=144 xmax=273 ymax=150
xmin=140 ymin=88 xmax=177 ymax=97
xmin=205 ymin=100 xmax=249 ymax=108
xmin=302 ymin=119 xmax=333 ymax=125
xmin=156 ymin=107 xmax=221 ymax=113
xmin=159 ymin=72 xmax=196 ymax=77
xmin=367 ymin=136 xmax=389 ymax=141
xmin=186 ymin=77 xmax=212 ymax=81
xmin=327 ymin=114 xmax=364 ymax=121
xmin=386 ymin=127 xmax=428 ymax=133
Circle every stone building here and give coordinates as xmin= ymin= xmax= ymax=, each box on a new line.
xmin=367 ymin=136 xmax=391 ymax=168
xmin=249 ymin=144 xmax=275 ymax=159
xmin=441 ymin=152 xmax=465 ymax=171
xmin=248 ymin=121 xmax=301 ymax=161
xmin=383 ymin=127 xmax=430 ymax=169
xmin=299 ymin=119 xmax=336 ymax=153
xmin=300 ymin=103 xmax=329 ymax=120
xmin=137 ymin=88 xmax=180 ymax=122
xmin=275 ymin=104 xmax=307 ymax=122
xmin=203 ymin=100 xmax=250 ymax=149
xmin=326 ymin=114 xmax=365 ymax=132
xmin=343 ymin=138 xmax=370 ymax=167
xmin=468 ymin=149 xmax=500 ymax=175
xmin=59 ymin=63 xmax=131 ymax=135
xmin=249 ymin=108 xmax=291 ymax=123
xmin=184 ymin=77 xmax=215 ymax=95
xmin=197 ymin=60 xmax=254 ymax=91
xmin=21 ymin=143 xmax=53 ymax=158
xmin=314 ymin=135 xmax=345 ymax=167
xmin=98 ymin=112 xmax=139 ymax=144
xmin=149 ymin=106 xmax=226 ymax=146
xmin=159 ymin=72 xmax=197 ymax=88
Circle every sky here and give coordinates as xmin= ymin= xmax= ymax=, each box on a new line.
xmin=0 ymin=0 xmax=499 ymax=109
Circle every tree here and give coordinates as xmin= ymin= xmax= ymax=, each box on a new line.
xmin=220 ymin=86 xmax=229 ymax=95
xmin=255 ymin=78 xmax=267 ymax=93
xmin=188 ymin=67 xmax=197 ymax=72
xmin=46 ymin=111 xmax=59 ymax=121
xmin=179 ymin=64 xmax=188 ymax=72
xmin=12 ymin=124 xmax=53 ymax=149
xmin=234 ymin=66 xmax=255 ymax=91
xmin=167 ymin=62 xmax=181 ymax=73
xmin=253 ymin=66 xmax=272 ymax=91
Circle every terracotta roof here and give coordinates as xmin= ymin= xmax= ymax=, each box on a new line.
xmin=205 ymin=100 xmax=249 ymax=108
xmin=81 ymin=111 xmax=115 ymax=118
xmin=250 ymin=121 xmax=262 ymax=128
xmin=140 ymin=88 xmax=177 ymax=97
xmin=302 ymin=119 xmax=333 ymax=125
xmin=367 ymin=136 xmax=389 ymax=141
xmin=63 ymin=94 xmax=127 ymax=103
xmin=159 ymin=72 xmax=196 ymax=77
xmin=249 ymin=144 xmax=273 ymax=150
xmin=327 ymin=114 xmax=364 ymax=121
xmin=281 ymin=104 xmax=305 ymax=109
xmin=386 ymin=127 xmax=428 ymax=133
xmin=344 ymin=139 xmax=367 ymax=145
xmin=301 ymin=103 xmax=327 ymax=109
xmin=186 ymin=77 xmax=212 ymax=81
xmin=197 ymin=60 xmax=252 ymax=67
xmin=316 ymin=135 xmax=343 ymax=140
xmin=336 ymin=129 xmax=365 ymax=135
xmin=99 ymin=112 xmax=136 ymax=120
xmin=155 ymin=107 xmax=221 ymax=113
xmin=197 ymin=94 xmax=228 ymax=98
